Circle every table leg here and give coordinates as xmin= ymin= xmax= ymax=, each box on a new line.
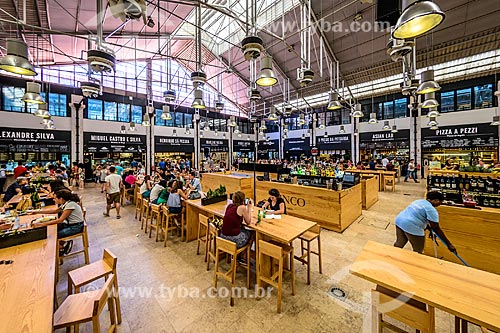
xmin=255 ymin=231 xmax=261 ymax=296
xmin=455 ymin=316 xmax=469 ymax=333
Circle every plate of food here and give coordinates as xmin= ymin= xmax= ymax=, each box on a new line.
xmin=32 ymin=216 xmax=56 ymax=224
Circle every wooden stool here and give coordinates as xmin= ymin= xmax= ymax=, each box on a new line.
xmin=372 ymin=285 xmax=435 ymax=333
xmin=384 ymin=174 xmax=396 ymax=192
xmin=296 ymin=225 xmax=322 ymax=285
xmin=213 ymin=237 xmax=251 ymax=306
xmin=148 ymin=204 xmax=161 ymax=241
xmin=161 ymin=206 xmax=177 ymax=246
xmin=257 ymin=240 xmax=295 ymax=313
xmin=134 ymin=193 xmax=143 ymax=220
xmin=58 ymin=222 xmax=90 ymax=265
xmin=67 ymin=249 xmax=122 ymax=328
xmin=196 ymin=214 xmax=210 ymax=261
xmin=54 ymin=274 xmax=118 ymax=333
xmin=206 ymin=222 xmax=219 ymax=271
xmin=140 ymin=198 xmax=150 ymax=233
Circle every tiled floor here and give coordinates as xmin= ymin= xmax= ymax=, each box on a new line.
xmin=54 ymin=180 xmax=482 ymax=333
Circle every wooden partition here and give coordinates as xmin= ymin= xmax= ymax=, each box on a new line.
xmin=200 ymin=173 xmax=254 ymax=198
xmin=347 ymin=170 xmax=397 ymax=191
xmin=231 ymin=170 xmax=279 ymax=181
xmin=255 ymin=181 xmax=362 ymax=232
xmin=360 ymin=176 xmax=379 ymax=209
xmin=423 ymin=205 xmax=500 ymax=275
xmin=429 ymin=170 xmax=499 ymax=179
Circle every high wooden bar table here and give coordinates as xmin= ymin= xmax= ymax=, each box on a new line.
xmin=0 ymin=224 xmax=57 ymax=333
xmin=185 ymin=199 xmax=227 ymax=242
xmin=360 ymin=176 xmax=379 ymax=209
xmin=255 ymin=181 xmax=362 ymax=232
xmin=200 ymin=173 xmax=254 ymax=199
xmin=423 ymin=204 xmax=500 ymax=275
xmin=351 ymin=241 xmax=500 ymax=332
xmin=346 ymin=170 xmax=397 ymax=191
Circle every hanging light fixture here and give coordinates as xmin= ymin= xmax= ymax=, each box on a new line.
xmin=228 ymin=116 xmax=237 ymax=127
xmin=306 ymin=129 xmax=311 ymax=137
xmin=22 ymin=82 xmax=45 ymax=104
xmin=129 ymin=122 xmax=136 ymax=131
xmin=351 ymin=103 xmax=363 ymax=118
xmin=416 ymin=69 xmax=440 ymax=95
xmin=427 ymin=107 xmax=440 ymax=118
xmin=259 ymin=130 xmax=265 ymax=137
xmin=234 ymin=125 xmax=240 ymax=134
xmin=142 ymin=113 xmax=151 ymax=127
xmin=421 ymin=92 xmax=439 ymax=109
xmin=265 ymin=136 xmax=270 ymax=142
xmin=283 ymin=127 xmax=289 ymax=134
xmin=247 ymin=135 xmax=251 ymax=141
xmin=0 ymin=39 xmax=37 ymax=76
xmin=33 ymin=103 xmax=51 ymax=119
xmin=44 ymin=119 xmax=56 ymax=130
xmin=298 ymin=113 xmax=306 ymax=125
xmin=268 ymin=107 xmax=278 ymax=121
xmin=490 ymin=116 xmax=499 ymax=126
xmin=214 ymin=129 xmax=218 ymax=136
xmin=353 ymin=129 xmax=359 ymax=136
xmin=383 ymin=120 xmax=391 ymax=130
xmin=427 ymin=116 xmax=438 ymax=127
xmin=160 ymin=105 xmax=172 ymax=120
xmin=391 ymin=125 xmax=398 ymax=133
xmin=256 ymin=55 xmax=278 ymax=87
xmin=323 ymin=131 xmax=328 ymax=138
xmin=339 ymin=125 xmax=346 ymax=134
xmin=260 ymin=119 xmax=267 ymax=131
xmin=317 ymin=119 xmax=325 ymax=130
xmin=163 ymin=90 xmax=176 ymax=102
xmin=282 ymin=133 xmax=287 ymax=139
xmin=185 ymin=127 xmax=191 ymax=135
xmin=392 ymin=0 xmax=445 ymax=40
xmin=368 ymin=112 xmax=377 ymax=124
xmin=238 ymin=132 xmax=242 ymax=138
xmin=120 ymin=125 xmax=126 ymax=134
xmin=203 ymin=121 xmax=210 ymax=131
xmin=200 ymin=131 xmax=204 ymax=138
xmin=301 ymin=133 xmax=306 ymax=140
xmin=327 ymin=92 xmax=342 ymax=110
xmin=430 ymin=123 xmax=439 ymax=130
xmin=192 ymin=89 xmax=206 ymax=109
xmin=222 ymin=133 xmax=227 ymax=139
xmin=173 ymin=129 xmax=177 ymax=137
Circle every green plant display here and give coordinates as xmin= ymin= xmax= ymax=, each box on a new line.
xmin=205 ymin=185 xmax=226 ymax=200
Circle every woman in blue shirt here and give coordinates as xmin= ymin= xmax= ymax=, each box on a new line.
xmin=394 ymin=191 xmax=455 ymax=253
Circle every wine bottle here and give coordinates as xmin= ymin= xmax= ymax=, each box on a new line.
xmin=477 ymin=177 xmax=485 ymax=191
xmin=451 ymin=175 xmax=457 ymax=189
xmin=470 ymin=176 xmax=477 ymax=191
xmin=458 ymin=174 xmax=464 ymax=190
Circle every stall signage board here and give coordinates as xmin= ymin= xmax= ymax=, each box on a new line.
xmin=359 ymin=129 xmax=410 ymax=143
xmin=233 ymin=140 xmax=255 ymax=152
xmin=421 ymin=123 xmax=499 ymax=149
xmin=316 ymin=135 xmax=351 ymax=150
xmin=284 ymin=138 xmax=311 ymax=152
xmin=155 ymin=136 xmax=194 ymax=153
xmin=84 ymin=132 xmax=146 ymax=153
xmin=257 ymin=139 xmax=279 ymax=152
xmin=0 ymin=127 xmax=71 ymax=153
xmin=200 ymin=138 xmax=229 ymax=152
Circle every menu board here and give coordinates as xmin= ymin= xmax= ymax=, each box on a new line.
xmin=316 ymin=135 xmax=351 ymax=151
xmin=359 ymin=129 xmax=410 ymax=150
xmin=84 ymin=132 xmax=146 ymax=153
xmin=421 ymin=123 xmax=499 ymax=149
xmin=155 ymin=136 xmax=194 ymax=153
xmin=257 ymin=139 xmax=279 ymax=159
xmin=233 ymin=140 xmax=255 ymax=152
xmin=0 ymin=127 xmax=71 ymax=153
xmin=284 ymin=138 xmax=311 ymax=153
xmin=200 ymin=138 xmax=229 ymax=152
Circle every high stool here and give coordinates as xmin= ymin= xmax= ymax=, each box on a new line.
xmin=134 ymin=193 xmax=143 ymax=220
xmin=196 ymin=214 xmax=210 ymax=261
xmin=384 ymin=173 xmax=396 ymax=192
xmin=161 ymin=206 xmax=177 ymax=246
xmin=213 ymin=237 xmax=251 ymax=306
xmin=148 ymin=204 xmax=161 ymax=241
xmin=257 ymin=240 xmax=295 ymax=313
xmin=206 ymin=222 xmax=219 ymax=271
xmin=296 ymin=225 xmax=322 ymax=285
xmin=120 ymin=187 xmax=134 ymax=206
xmin=57 ymin=222 xmax=90 ymax=277
xmin=67 ymin=249 xmax=122 ymax=327
xmin=372 ymin=285 xmax=435 ymax=333
xmin=54 ymin=274 xmax=118 ymax=333
xmin=140 ymin=198 xmax=150 ymax=233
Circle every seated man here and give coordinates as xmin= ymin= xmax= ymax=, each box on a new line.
xmin=4 ymin=177 xmax=28 ymax=202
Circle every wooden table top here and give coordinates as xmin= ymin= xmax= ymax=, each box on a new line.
xmin=346 ymin=169 xmax=396 ymax=175
xmin=7 ymin=193 xmax=49 ymax=206
xmin=0 ymin=225 xmax=57 ymax=333
xmin=350 ymin=241 xmax=500 ymax=332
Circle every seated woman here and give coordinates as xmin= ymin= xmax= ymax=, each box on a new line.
xmin=220 ymin=191 xmax=255 ymax=255
xmin=166 ymin=180 xmax=188 ymax=214
xmin=139 ymin=175 xmax=153 ymax=198
xmin=261 ymin=188 xmax=286 ymax=214
xmin=34 ymin=189 xmax=85 ymax=256
xmin=150 ymin=180 xmax=167 ymax=204
xmin=124 ymin=170 xmax=137 ymax=189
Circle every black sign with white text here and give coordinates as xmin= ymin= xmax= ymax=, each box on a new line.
xmin=359 ymin=129 xmax=410 ymax=150
xmin=200 ymin=138 xmax=229 ymax=152
xmin=284 ymin=138 xmax=311 ymax=152
xmin=316 ymin=135 xmax=351 ymax=151
xmin=0 ymin=127 xmax=71 ymax=153
xmin=84 ymin=132 xmax=146 ymax=153
xmin=233 ymin=140 xmax=255 ymax=152
xmin=421 ymin=123 xmax=498 ymax=149
xmin=155 ymin=136 xmax=194 ymax=153
xmin=257 ymin=139 xmax=279 ymax=159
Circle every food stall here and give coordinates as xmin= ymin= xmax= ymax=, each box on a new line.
xmin=359 ymin=129 xmax=410 ymax=161
xmin=154 ymin=136 xmax=194 ymax=164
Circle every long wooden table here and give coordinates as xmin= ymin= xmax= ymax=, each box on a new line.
xmin=200 ymin=173 xmax=254 ymax=199
xmin=7 ymin=193 xmax=49 ymax=206
xmin=351 ymin=241 xmax=500 ymax=332
xmin=0 ymin=223 xmax=57 ymax=333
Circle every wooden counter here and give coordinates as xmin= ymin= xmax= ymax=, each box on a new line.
xmin=255 ymin=181 xmax=362 ymax=232
xmin=0 ymin=225 xmax=57 ymax=333
xmin=360 ymin=176 xmax=379 ymax=209
xmin=346 ymin=169 xmax=397 ymax=191
xmin=185 ymin=199 xmax=227 ymax=242
xmin=423 ymin=205 xmax=500 ymax=275
xmin=429 ymin=170 xmax=499 ymax=178
xmin=231 ymin=170 xmax=278 ymax=181
xmin=200 ymin=173 xmax=254 ymax=199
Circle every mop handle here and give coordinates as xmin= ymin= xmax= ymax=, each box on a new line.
xmin=429 ymin=229 xmax=470 ymax=267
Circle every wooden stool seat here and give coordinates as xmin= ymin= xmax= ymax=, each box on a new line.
xmin=134 ymin=193 xmax=143 ymax=220
xmin=160 ymin=206 xmax=177 ymax=246
xmin=148 ymin=204 xmax=161 ymax=241
xmin=120 ymin=187 xmax=134 ymax=206
xmin=296 ymin=225 xmax=322 ymax=285
xmin=196 ymin=214 xmax=210 ymax=261
xmin=206 ymin=222 xmax=219 ymax=271
xmin=384 ymin=174 xmax=396 ymax=192
xmin=140 ymin=198 xmax=150 ymax=233
xmin=59 ymin=222 xmax=90 ymax=264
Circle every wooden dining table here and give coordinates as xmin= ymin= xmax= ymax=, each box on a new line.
xmin=350 ymin=241 xmax=500 ymax=332
xmin=6 ymin=193 xmax=50 ymax=206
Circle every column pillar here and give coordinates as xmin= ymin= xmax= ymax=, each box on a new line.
xmin=69 ymin=102 xmax=85 ymax=164
xmin=194 ymin=112 xmax=200 ymax=171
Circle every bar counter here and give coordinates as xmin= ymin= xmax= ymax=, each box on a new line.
xmin=423 ymin=204 xmax=500 ymax=275
xmin=255 ymin=180 xmax=362 ymax=232
xmin=360 ymin=176 xmax=379 ymax=209
xmin=200 ymin=172 xmax=254 ymax=199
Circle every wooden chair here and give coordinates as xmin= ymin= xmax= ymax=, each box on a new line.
xmin=206 ymin=222 xmax=219 ymax=271
xmin=120 ymin=187 xmax=134 ymax=206
xmin=148 ymin=204 xmax=162 ymax=241
xmin=384 ymin=173 xmax=396 ymax=192
xmin=213 ymin=236 xmax=251 ymax=306
xmin=54 ymin=273 xmax=118 ymax=333
xmin=0 ymin=194 xmax=5 ymax=206
xmin=58 ymin=222 xmax=90 ymax=267
xmin=160 ymin=205 xmax=177 ymax=246
xmin=196 ymin=214 xmax=210 ymax=261
xmin=296 ymin=224 xmax=322 ymax=285
xmin=140 ymin=198 xmax=150 ymax=233
xmin=372 ymin=285 xmax=435 ymax=333
xmin=133 ymin=183 xmax=140 ymax=205
xmin=67 ymin=249 xmax=122 ymax=327
xmin=134 ymin=193 xmax=143 ymax=220
xmin=257 ymin=240 xmax=295 ymax=313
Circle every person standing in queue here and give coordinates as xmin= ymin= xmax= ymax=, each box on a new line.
xmin=394 ymin=191 xmax=455 ymax=253
xmin=261 ymin=188 xmax=286 ymax=214
xmin=103 ymin=166 xmax=123 ymax=219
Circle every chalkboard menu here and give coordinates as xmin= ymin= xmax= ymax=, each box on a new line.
xmin=200 ymin=138 xmax=229 ymax=152
xmin=284 ymin=138 xmax=311 ymax=154
xmin=0 ymin=127 xmax=71 ymax=153
xmin=84 ymin=132 xmax=146 ymax=153
xmin=233 ymin=140 xmax=255 ymax=152
xmin=359 ymin=129 xmax=410 ymax=150
xmin=421 ymin=123 xmax=499 ymax=149
xmin=316 ymin=135 xmax=351 ymax=151
xmin=155 ymin=136 xmax=194 ymax=153
xmin=257 ymin=139 xmax=279 ymax=159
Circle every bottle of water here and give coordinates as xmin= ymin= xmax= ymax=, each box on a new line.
xmin=40 ymin=201 xmax=45 ymax=208
xmin=14 ymin=215 xmax=20 ymax=229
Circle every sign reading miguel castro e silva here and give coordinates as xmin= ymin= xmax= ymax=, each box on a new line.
xmin=84 ymin=132 xmax=146 ymax=153
xmin=421 ymin=123 xmax=499 ymax=149
xmin=200 ymin=138 xmax=229 ymax=152
xmin=0 ymin=127 xmax=71 ymax=153
xmin=155 ymin=136 xmax=194 ymax=153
